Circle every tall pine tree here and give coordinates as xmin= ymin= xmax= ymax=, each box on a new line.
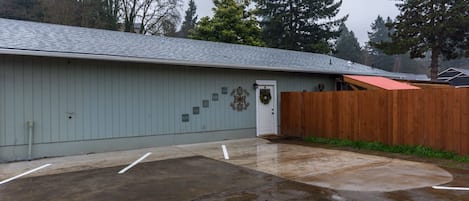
xmin=375 ymin=0 xmax=469 ymax=80
xmin=367 ymin=15 xmax=427 ymax=73
xmin=255 ymin=0 xmax=346 ymax=54
xmin=365 ymin=16 xmax=395 ymax=71
xmin=190 ymin=0 xmax=264 ymax=46
xmin=177 ymin=0 xmax=198 ymax=38
xmin=334 ymin=23 xmax=362 ymax=63
xmin=367 ymin=16 xmax=392 ymax=55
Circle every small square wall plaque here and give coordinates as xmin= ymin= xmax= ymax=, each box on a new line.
xmin=212 ymin=93 xmax=219 ymax=101
xmin=193 ymin=107 xmax=200 ymax=115
xmin=203 ymin=100 xmax=209 ymax=108
xmin=182 ymin=114 xmax=189 ymax=122
xmin=221 ymin=87 xmax=228 ymax=95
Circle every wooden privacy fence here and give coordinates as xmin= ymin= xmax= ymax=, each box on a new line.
xmin=281 ymin=88 xmax=469 ymax=155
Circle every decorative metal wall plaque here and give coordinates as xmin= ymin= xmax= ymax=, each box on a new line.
xmin=203 ymin=100 xmax=209 ymax=108
xmin=221 ymin=87 xmax=228 ymax=94
xmin=230 ymin=86 xmax=250 ymax=111
xmin=212 ymin=93 xmax=219 ymax=101
xmin=182 ymin=114 xmax=189 ymax=122
xmin=193 ymin=107 xmax=200 ymax=115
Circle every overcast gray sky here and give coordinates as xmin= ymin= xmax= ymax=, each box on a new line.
xmin=184 ymin=0 xmax=400 ymax=46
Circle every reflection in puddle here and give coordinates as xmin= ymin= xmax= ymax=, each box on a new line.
xmin=179 ymin=139 xmax=453 ymax=192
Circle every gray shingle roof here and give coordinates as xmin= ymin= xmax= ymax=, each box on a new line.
xmin=438 ymin=67 xmax=469 ymax=80
xmin=454 ymin=68 xmax=469 ymax=75
xmin=0 ymin=18 xmax=422 ymax=78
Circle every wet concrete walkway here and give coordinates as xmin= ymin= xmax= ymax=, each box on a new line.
xmin=0 ymin=138 xmax=454 ymax=193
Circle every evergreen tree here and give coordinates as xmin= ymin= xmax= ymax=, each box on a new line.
xmin=366 ymin=15 xmax=427 ymax=73
xmin=190 ymin=0 xmax=264 ymax=46
xmin=374 ymin=0 xmax=469 ymax=80
xmin=334 ymin=23 xmax=362 ymax=63
xmin=255 ymin=0 xmax=346 ymax=54
xmin=177 ymin=0 xmax=198 ymax=38
xmin=365 ymin=16 xmax=395 ymax=71
xmin=79 ymin=0 xmax=119 ymax=30
xmin=0 ymin=0 xmax=120 ymax=30
xmin=0 ymin=0 xmax=43 ymax=21
xmin=367 ymin=16 xmax=392 ymax=55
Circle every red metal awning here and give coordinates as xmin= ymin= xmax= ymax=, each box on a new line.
xmin=344 ymin=75 xmax=421 ymax=90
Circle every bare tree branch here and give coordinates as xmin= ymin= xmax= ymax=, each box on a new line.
xmin=121 ymin=0 xmax=181 ymax=35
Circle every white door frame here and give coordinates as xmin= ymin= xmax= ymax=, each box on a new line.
xmin=255 ymin=80 xmax=278 ymax=136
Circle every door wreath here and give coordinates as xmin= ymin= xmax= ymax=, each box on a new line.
xmin=260 ymin=89 xmax=272 ymax=104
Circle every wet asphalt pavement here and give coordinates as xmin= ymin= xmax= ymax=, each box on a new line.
xmin=0 ymin=156 xmax=338 ymax=201
xmin=1 ymin=155 xmax=468 ymax=201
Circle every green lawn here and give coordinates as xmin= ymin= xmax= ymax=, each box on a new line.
xmin=304 ymin=136 xmax=469 ymax=163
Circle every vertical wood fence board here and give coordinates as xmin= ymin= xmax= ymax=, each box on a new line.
xmin=394 ymin=90 xmax=404 ymax=145
xmin=318 ymin=93 xmax=329 ymax=137
xmin=281 ymin=92 xmax=302 ymax=136
xmin=331 ymin=92 xmax=339 ymax=139
xmin=443 ymin=89 xmax=456 ymax=153
xmin=433 ymin=89 xmax=445 ymax=150
xmin=414 ymin=90 xmax=426 ymax=146
xmin=451 ymin=89 xmax=462 ymax=154
xmin=391 ymin=90 xmax=399 ymax=145
xmin=460 ymin=89 xmax=469 ymax=155
xmin=325 ymin=92 xmax=335 ymax=138
xmin=421 ymin=89 xmax=434 ymax=149
xmin=302 ymin=93 xmax=312 ymax=137
xmin=336 ymin=92 xmax=352 ymax=140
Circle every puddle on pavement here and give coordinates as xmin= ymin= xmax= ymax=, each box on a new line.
xmin=178 ymin=139 xmax=454 ymax=192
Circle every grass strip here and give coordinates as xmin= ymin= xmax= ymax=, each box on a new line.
xmin=304 ymin=136 xmax=469 ymax=163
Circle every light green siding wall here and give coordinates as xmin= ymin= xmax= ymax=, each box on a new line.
xmin=0 ymin=55 xmax=335 ymax=161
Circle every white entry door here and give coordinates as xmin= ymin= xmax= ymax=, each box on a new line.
xmin=256 ymin=81 xmax=278 ymax=136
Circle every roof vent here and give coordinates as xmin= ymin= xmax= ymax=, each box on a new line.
xmin=347 ymin=61 xmax=353 ymax=68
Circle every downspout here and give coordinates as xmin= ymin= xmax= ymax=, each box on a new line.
xmin=27 ymin=121 xmax=34 ymax=160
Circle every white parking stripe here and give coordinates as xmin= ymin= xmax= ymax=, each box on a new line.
xmin=432 ymin=186 xmax=469 ymax=191
xmin=118 ymin=152 xmax=152 ymax=174
xmin=0 ymin=164 xmax=52 ymax=185
xmin=222 ymin=145 xmax=229 ymax=160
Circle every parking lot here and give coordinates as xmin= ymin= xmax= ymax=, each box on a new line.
xmin=1 ymin=156 xmax=342 ymax=201
xmin=0 ymin=138 xmax=468 ymax=200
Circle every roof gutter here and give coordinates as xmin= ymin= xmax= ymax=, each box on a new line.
xmin=0 ymin=47 xmax=398 ymax=78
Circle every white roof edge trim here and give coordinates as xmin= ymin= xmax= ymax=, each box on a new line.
xmin=438 ymin=67 xmax=465 ymax=75
xmin=440 ymin=67 xmax=468 ymax=76
xmin=438 ymin=67 xmax=456 ymax=75
xmin=0 ymin=48 xmax=397 ymax=77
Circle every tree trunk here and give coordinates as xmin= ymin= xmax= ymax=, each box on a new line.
xmin=393 ymin=55 xmax=401 ymax=72
xmin=430 ymin=47 xmax=441 ymax=80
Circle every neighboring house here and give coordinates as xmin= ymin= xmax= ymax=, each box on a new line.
xmin=392 ymin=73 xmax=430 ymax=81
xmin=438 ymin=67 xmax=469 ymax=87
xmin=0 ymin=18 xmax=405 ymax=161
